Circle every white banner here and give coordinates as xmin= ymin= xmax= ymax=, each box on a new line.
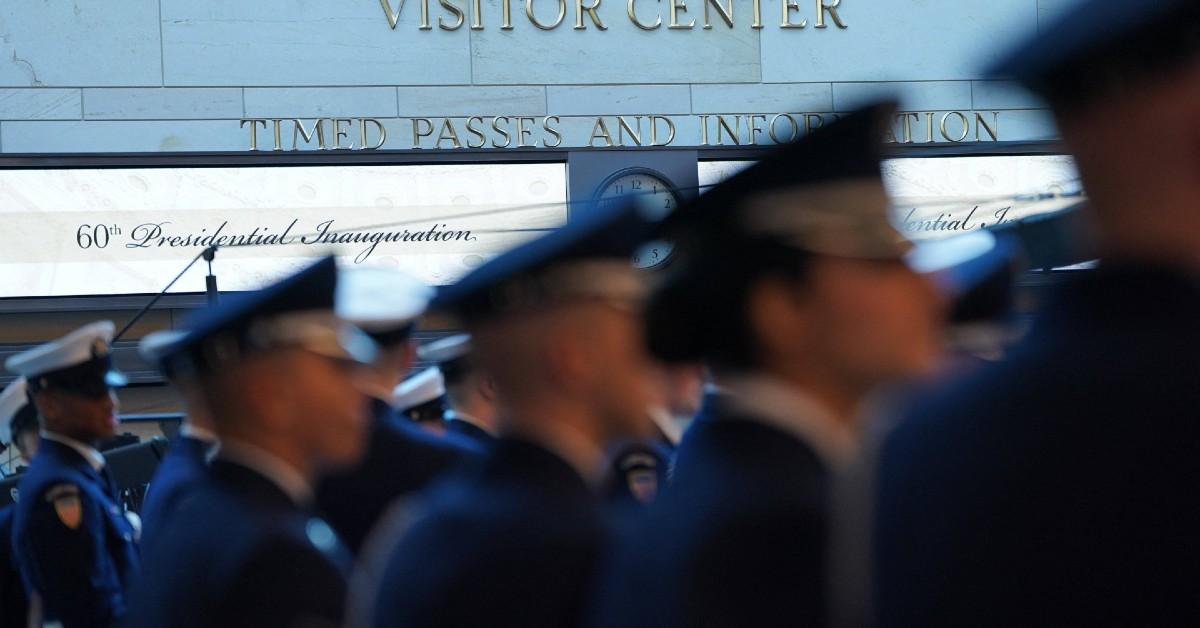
xmin=699 ymin=155 xmax=1083 ymax=241
xmin=0 ymin=163 xmax=567 ymax=297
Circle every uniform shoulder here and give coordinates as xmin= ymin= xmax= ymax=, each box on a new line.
xmin=17 ymin=460 xmax=94 ymax=504
xmin=379 ymin=417 xmax=482 ymax=457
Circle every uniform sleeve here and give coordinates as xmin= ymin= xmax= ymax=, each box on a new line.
xmin=20 ymin=484 xmax=125 ymax=628
xmin=222 ymin=537 xmax=348 ymax=628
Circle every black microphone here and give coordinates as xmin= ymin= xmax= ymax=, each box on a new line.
xmin=203 ymin=246 xmax=220 ymax=307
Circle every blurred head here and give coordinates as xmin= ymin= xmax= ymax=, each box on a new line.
xmin=33 ymin=387 xmax=119 ymax=446
xmin=473 ymin=298 xmax=660 ymax=444
xmin=8 ymin=400 xmax=41 ymax=464
xmin=201 ymin=348 xmax=370 ymax=475
xmin=14 ymin=427 xmax=39 ymax=464
xmin=649 ymin=239 xmax=943 ymax=406
xmin=6 ymin=321 xmax=127 ymax=447
xmin=991 ymin=1 xmax=1200 ymax=267
xmin=757 ymin=256 xmax=942 ymax=391
xmin=442 ymin=356 xmax=499 ymax=429
xmin=1054 ymin=58 xmax=1200 ymax=264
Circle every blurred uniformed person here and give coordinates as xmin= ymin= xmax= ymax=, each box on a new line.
xmin=0 ymin=378 xmax=36 ymax=627
xmin=602 ymin=364 xmax=702 ymax=507
xmin=590 ymin=103 xmax=943 ymax=628
xmin=135 ymin=330 xmax=217 ymax=550
xmin=316 ymin=266 xmax=478 ymax=556
xmin=123 ymin=256 xmax=374 ymax=628
xmin=3 ymin=377 xmax=41 ymax=472
xmin=5 ymin=321 xmax=139 ymax=628
xmin=420 ymin=334 xmax=499 ymax=444
xmin=875 ymin=2 xmax=1200 ymax=625
xmin=370 ymin=198 xmax=661 ymax=628
xmin=392 ymin=367 xmax=449 ymax=433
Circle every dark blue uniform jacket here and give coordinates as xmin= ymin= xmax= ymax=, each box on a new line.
xmin=137 ymin=434 xmax=210 ymax=551
xmin=875 ymin=264 xmax=1200 ymax=627
xmin=590 ymin=395 xmax=832 ymax=628
xmin=373 ymin=437 xmax=608 ymax=628
xmin=123 ymin=458 xmax=351 ymax=628
xmin=13 ymin=438 xmax=139 ymax=628
xmin=315 ymin=397 xmax=479 ymax=555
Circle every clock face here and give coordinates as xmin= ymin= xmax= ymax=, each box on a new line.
xmin=593 ymin=169 xmax=680 ymax=269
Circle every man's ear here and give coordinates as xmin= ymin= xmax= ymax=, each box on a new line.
xmin=478 ymin=375 xmax=498 ymax=402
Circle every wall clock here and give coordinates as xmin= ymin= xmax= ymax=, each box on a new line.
xmin=592 ymin=167 xmax=680 ymax=269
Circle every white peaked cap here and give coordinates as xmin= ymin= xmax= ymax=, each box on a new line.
xmin=393 ymin=367 xmax=445 ymax=410
xmin=6 ymin=321 xmax=116 ymax=379
xmin=336 ymin=266 xmax=434 ymax=333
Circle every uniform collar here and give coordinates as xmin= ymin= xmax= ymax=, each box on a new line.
xmin=40 ymin=430 xmax=105 ymax=472
xmin=647 ymin=406 xmax=683 ymax=445
xmin=444 ymin=410 xmax=494 ymax=436
xmin=716 ymin=375 xmax=858 ymax=469
xmin=180 ymin=423 xmax=218 ymax=444
xmin=215 ymin=440 xmax=314 ymax=507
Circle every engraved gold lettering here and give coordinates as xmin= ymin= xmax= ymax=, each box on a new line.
xmin=804 ymin=113 xmax=824 ymax=135
xmin=420 ymin=0 xmax=432 ymax=29
xmin=748 ymin=114 xmax=767 ymax=145
xmin=465 ymin=116 xmax=488 ymax=148
xmin=516 ymin=117 xmax=538 ymax=147
xmin=436 ymin=118 xmax=462 ymax=148
xmin=471 ymin=0 xmax=484 ymax=28
xmin=716 ymin=115 xmax=741 ymax=144
xmin=900 ymin=112 xmax=920 ymax=144
xmin=543 ymin=116 xmax=563 ymax=147
xmin=627 ymin=0 xmax=661 ymax=29
xmin=240 ymin=119 xmax=267 ymax=151
xmin=439 ymin=0 xmax=466 ymax=30
xmin=502 ymin=0 xmax=514 ymax=28
xmin=492 ymin=116 xmax=513 ymax=148
xmin=332 ymin=118 xmax=354 ymax=149
xmin=669 ymin=0 xmax=695 ymax=29
xmin=815 ymin=0 xmax=846 ymax=29
xmin=617 ymin=116 xmax=643 ymax=146
xmin=575 ymin=0 xmax=607 ymax=29
xmin=650 ymin=115 xmax=675 ymax=146
xmin=379 ymin=0 xmax=406 ymax=29
xmin=975 ymin=111 xmax=999 ymax=141
xmin=703 ymin=0 xmax=733 ymax=28
xmin=781 ymin=0 xmax=806 ymax=28
xmin=359 ymin=118 xmax=387 ymax=150
xmin=411 ymin=118 xmax=435 ymax=148
xmin=589 ymin=117 xmax=615 ymax=148
xmin=940 ymin=111 xmax=970 ymax=142
xmin=768 ymin=113 xmax=798 ymax=143
xmin=291 ymin=118 xmax=327 ymax=150
xmin=527 ymin=0 xmax=567 ymax=29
